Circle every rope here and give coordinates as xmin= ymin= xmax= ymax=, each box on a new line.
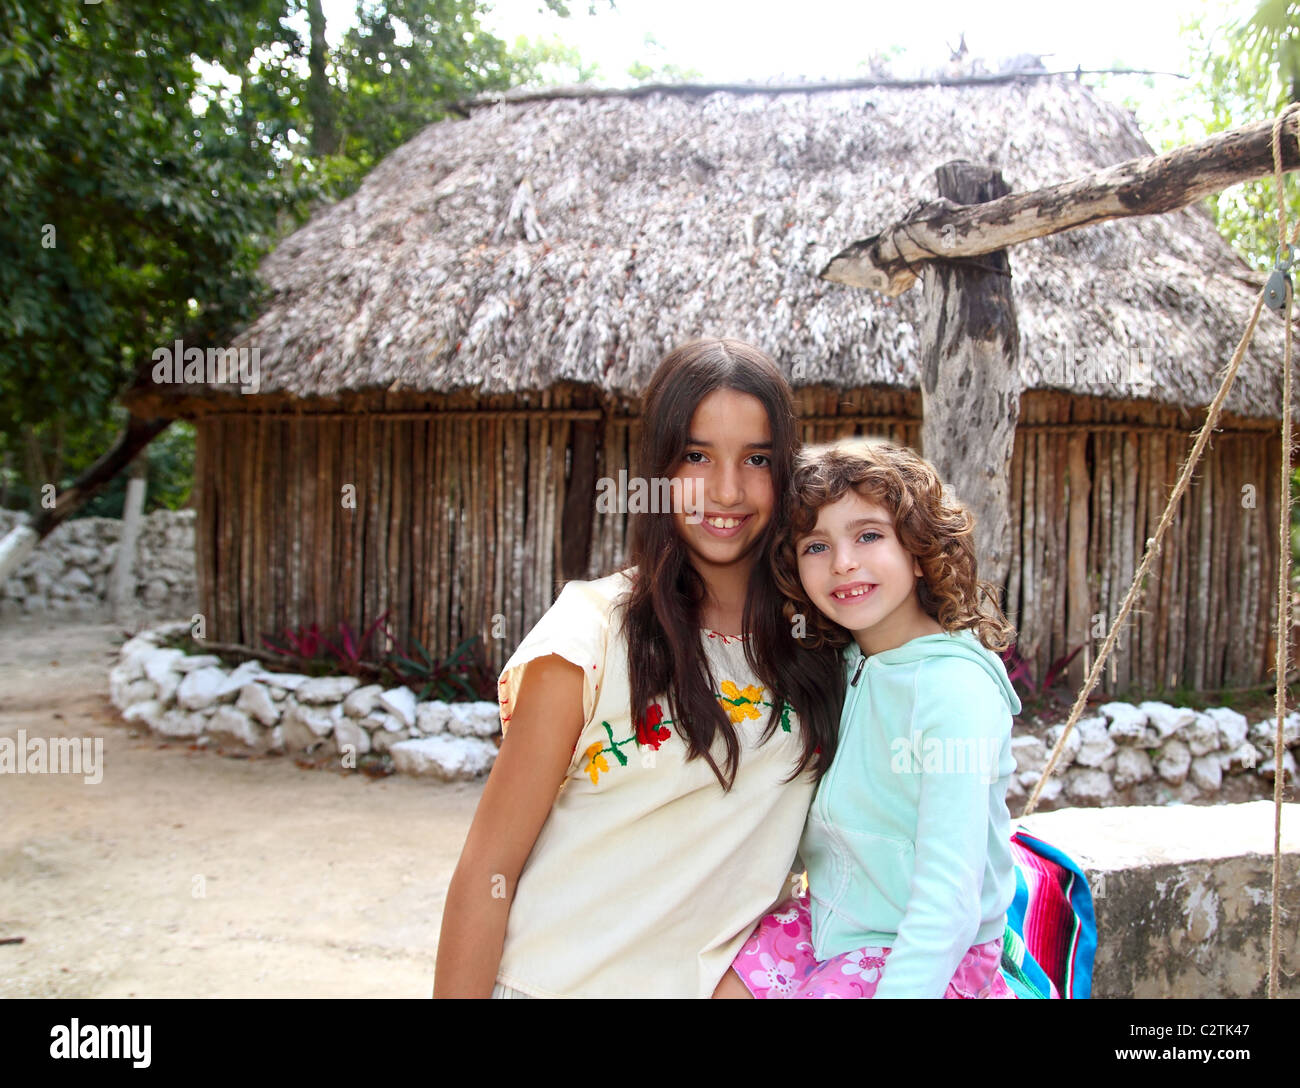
xmin=1267 ymin=102 xmax=1300 ymax=1001
xmin=1022 ymin=104 xmax=1299 ymax=1000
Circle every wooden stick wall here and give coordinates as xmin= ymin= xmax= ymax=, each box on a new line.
xmin=195 ymin=388 xmax=1283 ymax=693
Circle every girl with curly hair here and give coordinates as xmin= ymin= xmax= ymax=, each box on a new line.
xmin=715 ymin=437 xmax=1022 ymax=999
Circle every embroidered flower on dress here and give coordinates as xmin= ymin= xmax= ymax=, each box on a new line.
xmin=583 ymin=742 xmax=609 ymax=785
xmin=749 ymin=953 xmax=799 ymax=997
xmin=718 ymin=680 xmax=764 ymax=723
xmin=635 ymin=703 xmax=671 ymax=749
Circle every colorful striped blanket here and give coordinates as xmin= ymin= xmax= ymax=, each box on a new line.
xmin=999 ymin=827 xmax=1098 ymax=999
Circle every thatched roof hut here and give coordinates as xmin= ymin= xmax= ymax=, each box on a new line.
xmin=126 ymin=76 xmax=1290 ymax=695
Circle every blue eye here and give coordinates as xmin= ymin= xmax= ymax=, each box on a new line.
xmin=859 ymin=530 xmax=881 ymax=544
xmin=801 ymin=541 xmax=827 ymax=555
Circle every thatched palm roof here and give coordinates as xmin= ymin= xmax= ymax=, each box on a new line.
xmin=149 ymin=78 xmax=1288 ymax=419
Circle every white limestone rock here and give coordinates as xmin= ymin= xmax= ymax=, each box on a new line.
xmin=108 ymin=660 xmax=145 ymax=708
xmin=1190 ymin=754 xmax=1223 ymax=793
xmin=447 ymin=701 xmax=502 ymax=738
xmin=1140 ymin=701 xmax=1196 ymax=739
xmin=214 ymin=660 xmax=264 ymax=698
xmin=334 ymin=716 xmax=372 ymax=758
xmin=152 ymin=708 xmax=205 ymax=738
xmin=176 ymin=667 xmax=229 ymax=711
xmin=1075 ymin=715 xmax=1116 ymax=768
xmin=343 ymin=684 xmax=384 ymax=719
xmin=207 ymin=705 xmax=264 ymax=749
xmin=390 ymin=735 xmax=497 ymax=780
xmin=174 ymin=653 xmax=223 ymax=673
xmin=1180 ymin=713 xmax=1223 ymax=758
xmin=1100 ymin=702 xmax=1152 ymax=745
xmin=416 ymin=701 xmax=451 ymax=736
xmin=1017 ymin=772 xmax=1062 ymax=803
xmin=267 ymin=726 xmax=285 ymax=753
xmin=1156 ymin=739 xmax=1192 ymax=786
xmin=1249 ymin=712 xmax=1300 ymax=748
xmin=122 ymin=700 xmax=163 ymax=727
xmin=362 ymin=711 xmax=404 ymax=735
xmin=236 ymin=683 xmax=280 ymax=727
xmin=1043 ymin=723 xmax=1082 ymax=770
xmin=297 ymin=676 xmax=361 ymax=704
xmin=1112 ymin=747 xmax=1154 ymax=789
xmin=1010 ymin=735 xmax=1047 ymax=775
xmin=378 ymin=686 xmax=418 ymax=729
xmin=371 ymin=728 xmax=411 ymax=753
xmin=1202 ymin=707 xmax=1249 ymax=749
xmin=1219 ymin=741 xmax=1259 ymax=773
xmin=282 ymin=697 xmax=336 ymax=738
xmin=142 ymin=647 xmax=186 ymax=686
xmin=1260 ymin=750 xmax=1296 ymax=780
xmin=258 ymin=672 xmax=310 ymax=692
xmin=1065 ymin=768 xmax=1114 ymax=802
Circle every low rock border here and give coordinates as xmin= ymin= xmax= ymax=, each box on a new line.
xmin=1011 ymin=700 xmax=1297 ymax=809
xmin=108 ymin=621 xmax=500 ymax=781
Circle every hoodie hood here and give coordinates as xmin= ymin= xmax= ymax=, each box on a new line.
xmin=844 ymin=628 xmax=1022 ymax=716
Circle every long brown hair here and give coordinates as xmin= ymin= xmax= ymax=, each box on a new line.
xmin=613 ymin=338 xmax=843 ymax=790
xmin=775 ymin=437 xmax=1016 ymax=654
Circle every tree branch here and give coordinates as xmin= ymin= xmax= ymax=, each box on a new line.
xmin=821 ymin=114 xmax=1300 ymax=295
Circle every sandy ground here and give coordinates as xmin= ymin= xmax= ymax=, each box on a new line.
xmin=0 ymin=617 xmax=482 ymax=998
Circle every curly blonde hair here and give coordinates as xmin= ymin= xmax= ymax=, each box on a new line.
xmin=774 ymin=437 xmax=1015 ymax=653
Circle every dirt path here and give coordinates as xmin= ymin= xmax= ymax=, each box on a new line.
xmin=0 ymin=617 xmax=482 ymax=997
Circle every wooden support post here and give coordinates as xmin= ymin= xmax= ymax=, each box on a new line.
xmin=561 ymin=419 xmax=599 ymax=580
xmin=919 ymin=161 xmax=1021 ymax=595
xmin=109 ymin=453 xmax=148 ymax=624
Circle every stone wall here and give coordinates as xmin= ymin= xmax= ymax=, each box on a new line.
xmin=1012 ymin=702 xmax=1296 ymax=812
xmin=1021 ymin=801 xmax=1299 ymax=997
xmin=0 ymin=508 xmax=196 ymax=622
xmin=109 ymin=621 xmax=500 ymax=781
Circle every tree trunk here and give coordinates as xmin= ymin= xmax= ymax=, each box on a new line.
xmin=109 ymin=453 xmax=148 ymax=624
xmin=0 ymin=415 xmax=171 ymax=586
xmin=919 ymin=162 xmax=1020 ymax=595
xmin=307 ymin=0 xmax=338 ymax=158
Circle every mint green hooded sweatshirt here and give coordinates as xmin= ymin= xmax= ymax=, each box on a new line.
xmin=799 ymin=628 xmax=1021 ymax=998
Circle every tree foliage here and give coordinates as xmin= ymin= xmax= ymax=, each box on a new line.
xmin=0 ymin=0 xmax=603 ymax=516
xmin=1169 ymin=0 xmax=1300 ymax=270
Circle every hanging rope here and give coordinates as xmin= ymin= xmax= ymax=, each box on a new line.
xmin=1266 ymin=101 xmax=1300 ymax=1001
xmin=1020 ymin=104 xmax=1300 ymax=999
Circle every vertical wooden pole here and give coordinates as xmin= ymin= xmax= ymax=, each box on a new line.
xmin=919 ymin=161 xmax=1021 ymax=594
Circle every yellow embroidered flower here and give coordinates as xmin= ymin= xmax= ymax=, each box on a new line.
xmin=719 ymin=680 xmax=764 ymax=723
xmin=584 ymin=742 xmax=609 ymax=785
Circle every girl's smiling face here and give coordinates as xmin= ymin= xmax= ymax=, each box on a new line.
xmin=795 ymin=490 xmax=939 ymax=655
xmin=671 ymin=388 xmax=774 ymax=578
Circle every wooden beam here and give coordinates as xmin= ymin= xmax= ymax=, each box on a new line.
xmin=822 ymin=114 xmax=1300 ymax=296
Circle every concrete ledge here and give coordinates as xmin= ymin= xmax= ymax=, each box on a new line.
xmin=1021 ymin=801 xmax=1299 ymax=998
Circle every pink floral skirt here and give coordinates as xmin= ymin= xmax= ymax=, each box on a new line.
xmin=731 ymin=895 xmax=1017 ymax=999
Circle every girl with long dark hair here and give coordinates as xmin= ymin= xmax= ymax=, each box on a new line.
xmin=434 ymin=337 xmax=844 ymax=997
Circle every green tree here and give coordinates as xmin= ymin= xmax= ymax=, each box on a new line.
xmin=0 ymin=0 xmax=608 ymax=523
xmin=1166 ymin=1 xmax=1300 ymax=270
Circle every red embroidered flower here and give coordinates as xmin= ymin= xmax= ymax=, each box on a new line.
xmin=635 ymin=703 xmax=671 ymax=749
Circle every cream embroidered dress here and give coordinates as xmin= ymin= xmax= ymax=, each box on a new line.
xmin=490 ymin=568 xmax=814 ymax=998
